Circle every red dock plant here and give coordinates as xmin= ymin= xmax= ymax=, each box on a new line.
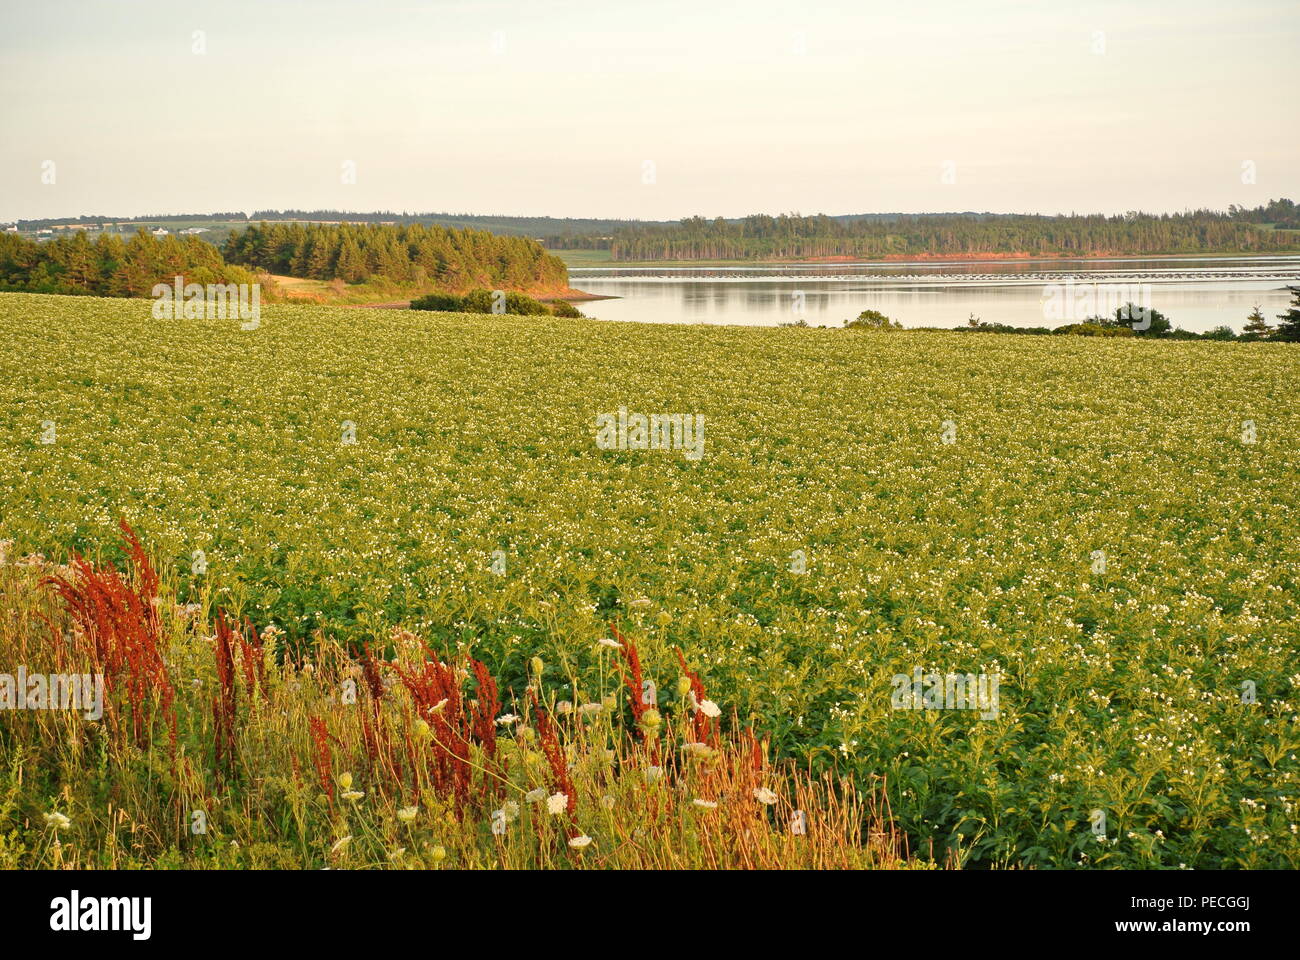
xmin=308 ymin=714 xmax=334 ymax=804
xmin=394 ymin=655 xmax=470 ymax=810
xmin=532 ymin=692 xmax=578 ymax=833
xmin=393 ymin=652 xmax=504 ymax=814
xmin=610 ymin=622 xmax=649 ymax=728
xmin=358 ymin=644 xmax=402 ymax=785
xmin=610 ymin=622 xmax=666 ymax=766
xmin=212 ymin=611 xmax=238 ymax=773
xmin=469 ymin=659 xmax=500 ymax=761
xmin=42 ymin=520 xmax=176 ymax=753
xmin=211 ymin=610 xmax=266 ymax=775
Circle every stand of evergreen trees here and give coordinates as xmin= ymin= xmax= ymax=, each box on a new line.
xmin=0 ymin=221 xmax=573 ymax=300
xmin=608 ymin=206 xmax=1300 ymax=261
xmin=1227 ymin=198 xmax=1300 ymax=229
xmin=222 ymin=222 xmax=569 ymax=292
xmin=0 ymin=228 xmax=256 ymax=296
xmin=243 ymin=210 xmax=633 ymax=238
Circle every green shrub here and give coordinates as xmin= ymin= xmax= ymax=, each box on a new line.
xmin=460 ymin=289 xmax=495 ymax=313
xmin=1201 ymin=325 xmax=1238 ymax=341
xmin=410 ymin=292 xmax=465 ymax=312
xmin=505 ymin=292 xmax=552 ymax=316
xmin=961 ymin=321 xmax=1054 ymax=335
xmin=1055 ymin=322 xmax=1135 ymax=337
xmin=549 ymin=299 xmax=586 ymax=318
xmin=1113 ymin=303 xmax=1172 ymax=336
xmin=846 ymin=309 xmax=903 ymax=329
xmin=413 ymin=289 xmax=571 ymax=318
xmin=456 ymin=289 xmax=554 ymax=317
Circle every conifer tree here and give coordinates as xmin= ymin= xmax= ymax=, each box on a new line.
xmin=336 ymin=237 xmax=366 ymax=283
xmin=1275 ymin=287 xmax=1300 ymax=342
xmin=1242 ymin=304 xmax=1272 ymax=338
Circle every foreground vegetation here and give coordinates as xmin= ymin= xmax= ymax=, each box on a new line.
xmin=0 ymin=536 xmax=905 ymax=869
xmin=2 ymin=292 xmax=1298 ymax=868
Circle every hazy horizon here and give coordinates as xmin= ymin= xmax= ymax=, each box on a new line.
xmin=12 ymin=203 xmax=1297 ymax=226
xmin=2 ymin=0 xmax=1298 ymax=223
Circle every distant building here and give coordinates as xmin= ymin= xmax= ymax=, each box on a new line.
xmin=3 ymin=225 xmax=17 ymax=233
xmin=151 ymin=227 xmax=169 ymax=236
xmin=179 ymin=227 xmax=208 ymax=235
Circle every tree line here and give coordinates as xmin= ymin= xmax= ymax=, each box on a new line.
xmin=1227 ymin=197 xmax=1299 ymax=229
xmin=834 ymin=289 xmax=1300 ymax=342
xmin=0 ymin=221 xmax=572 ymax=298
xmin=605 ymin=204 xmax=1300 ymax=261
xmin=956 ymin=297 xmax=1300 ymax=341
xmin=244 ymin=210 xmax=634 ymax=237
xmin=221 ymin=222 xmax=569 ymax=292
xmin=0 ymin=229 xmax=257 ymax=297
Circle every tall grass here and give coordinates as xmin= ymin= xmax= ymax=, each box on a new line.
xmin=0 ymin=526 xmax=921 ymax=870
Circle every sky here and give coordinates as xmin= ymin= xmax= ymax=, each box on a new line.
xmin=1 ymin=0 xmax=1297 ymax=222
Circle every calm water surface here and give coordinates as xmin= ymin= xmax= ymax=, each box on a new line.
xmin=569 ymin=256 xmax=1300 ymax=334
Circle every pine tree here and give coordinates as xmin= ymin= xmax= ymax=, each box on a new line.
xmin=1275 ymin=287 xmax=1300 ymax=342
xmin=59 ymin=231 xmax=100 ymax=292
xmin=1242 ymin=304 xmax=1272 ymax=338
xmin=336 ymin=237 xmax=366 ymax=283
xmin=307 ymin=233 xmax=337 ymax=278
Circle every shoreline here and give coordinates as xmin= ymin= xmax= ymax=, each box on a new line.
xmin=347 ymin=288 xmax=616 ymax=310
xmin=562 ymin=250 xmax=1300 ymax=269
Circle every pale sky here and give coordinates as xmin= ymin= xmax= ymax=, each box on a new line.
xmin=1 ymin=0 xmax=1297 ymax=222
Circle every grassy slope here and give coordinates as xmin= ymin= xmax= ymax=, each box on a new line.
xmin=2 ymin=292 xmax=1299 ymax=867
xmin=262 ymin=273 xmax=595 ymax=307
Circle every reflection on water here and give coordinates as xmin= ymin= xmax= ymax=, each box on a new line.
xmin=570 ymin=256 xmax=1300 ymax=333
